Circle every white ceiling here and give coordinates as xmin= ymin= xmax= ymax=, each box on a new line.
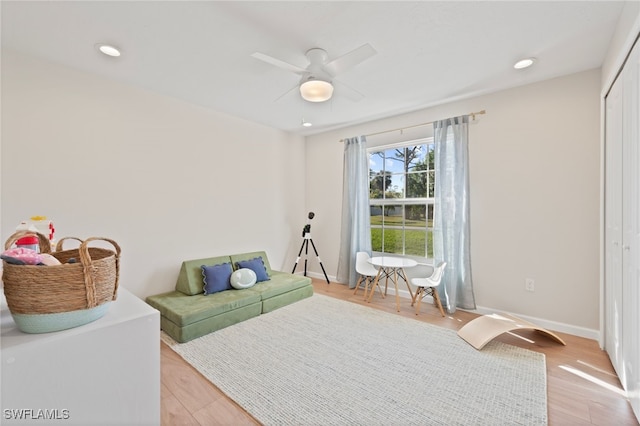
xmin=1 ymin=1 xmax=626 ymax=135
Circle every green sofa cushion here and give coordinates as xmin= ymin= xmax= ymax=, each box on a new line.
xmin=146 ymin=289 xmax=261 ymax=327
xmin=175 ymin=255 xmax=232 ymax=296
xmin=247 ymin=271 xmax=311 ymax=299
xmin=160 ymin=302 xmax=262 ymax=343
xmin=261 ymin=285 xmax=314 ymax=314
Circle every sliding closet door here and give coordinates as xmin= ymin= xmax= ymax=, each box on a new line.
xmin=621 ymin=38 xmax=640 ymax=417
xmin=605 ymin=75 xmax=624 ymax=380
xmin=605 ymin=37 xmax=640 ymax=421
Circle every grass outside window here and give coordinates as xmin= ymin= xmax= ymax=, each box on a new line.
xmin=371 ymin=215 xmax=433 ymax=257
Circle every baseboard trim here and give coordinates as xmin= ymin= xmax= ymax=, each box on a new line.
xmin=294 ymin=271 xmax=336 ymax=283
xmin=302 ymin=273 xmax=600 ymax=341
xmin=401 ymin=288 xmax=599 ymax=341
xmin=472 ymin=306 xmax=599 ymax=341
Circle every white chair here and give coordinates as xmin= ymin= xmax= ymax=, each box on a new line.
xmin=353 ymin=252 xmax=383 ymax=299
xmin=410 ymin=261 xmax=447 ymax=316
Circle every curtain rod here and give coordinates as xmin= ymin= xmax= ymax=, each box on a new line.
xmin=338 ymin=109 xmax=486 ymax=142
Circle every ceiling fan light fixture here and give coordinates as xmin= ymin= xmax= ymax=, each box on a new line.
xmin=300 ymin=78 xmax=334 ymax=102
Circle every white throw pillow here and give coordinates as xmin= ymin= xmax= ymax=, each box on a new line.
xmin=230 ymin=268 xmax=257 ymax=289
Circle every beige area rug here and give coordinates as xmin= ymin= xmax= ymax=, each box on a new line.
xmin=162 ymin=294 xmax=547 ymax=425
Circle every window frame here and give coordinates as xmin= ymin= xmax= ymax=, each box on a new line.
xmin=368 ymin=137 xmax=436 ymax=258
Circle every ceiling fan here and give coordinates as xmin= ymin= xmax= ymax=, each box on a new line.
xmin=251 ymin=44 xmax=377 ymax=103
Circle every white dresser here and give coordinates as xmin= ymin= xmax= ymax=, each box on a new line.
xmin=0 ymin=287 xmax=160 ymax=425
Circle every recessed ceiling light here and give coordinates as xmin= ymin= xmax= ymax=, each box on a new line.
xmin=514 ymin=58 xmax=535 ymax=69
xmin=302 ymin=119 xmax=313 ymax=127
xmin=97 ymin=44 xmax=121 ymax=57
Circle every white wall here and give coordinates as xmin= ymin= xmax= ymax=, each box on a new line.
xmin=305 ymin=69 xmax=601 ymax=333
xmin=1 ymin=49 xmax=307 ymax=299
xmin=0 ymin=49 xmax=603 ymax=334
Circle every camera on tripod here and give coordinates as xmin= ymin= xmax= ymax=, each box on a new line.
xmin=302 ymin=212 xmax=315 ymax=237
xmin=292 ymin=211 xmax=329 ymax=283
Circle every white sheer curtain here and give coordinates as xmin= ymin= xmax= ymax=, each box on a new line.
xmin=433 ymin=116 xmax=476 ymax=312
xmin=336 ymin=136 xmax=372 ymax=288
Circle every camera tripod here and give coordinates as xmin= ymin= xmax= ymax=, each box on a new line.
xmin=292 ymin=213 xmax=330 ymax=284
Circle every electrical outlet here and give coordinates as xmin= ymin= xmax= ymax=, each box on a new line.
xmin=525 ymin=278 xmax=535 ymax=292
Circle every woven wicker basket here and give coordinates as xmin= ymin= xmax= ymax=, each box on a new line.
xmin=2 ymin=231 xmax=120 ymax=333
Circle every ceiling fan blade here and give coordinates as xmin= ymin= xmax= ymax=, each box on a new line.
xmin=251 ymin=52 xmax=307 ymax=75
xmin=333 ymin=79 xmax=365 ymax=102
xmin=273 ymin=83 xmax=301 ymax=102
xmin=324 ymin=43 xmax=377 ymax=77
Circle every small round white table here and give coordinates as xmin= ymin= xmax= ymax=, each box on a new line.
xmin=368 ymin=256 xmax=418 ymax=312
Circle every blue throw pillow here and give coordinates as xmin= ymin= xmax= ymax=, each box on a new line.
xmin=202 ymin=263 xmax=233 ymax=295
xmin=235 ymin=257 xmax=270 ymax=282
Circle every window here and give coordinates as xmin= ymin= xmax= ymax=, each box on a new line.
xmin=369 ymin=139 xmax=435 ymax=257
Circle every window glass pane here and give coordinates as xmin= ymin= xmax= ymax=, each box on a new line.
xmin=369 ymin=171 xmax=388 ymax=199
xmin=426 ymin=231 xmax=433 ymax=258
xmin=405 ymin=205 xmax=426 ymax=257
xmin=406 ymin=171 xmax=427 ymax=198
xmin=385 ymin=174 xmax=405 ymax=199
xmin=405 ymin=205 xmax=426 ymax=227
xmin=383 ymin=148 xmax=404 ymax=174
xmin=371 ymin=227 xmax=382 ymax=252
xmin=383 ymin=228 xmax=404 ymax=255
xmin=370 ymin=205 xmax=383 ymax=225
xmin=428 ymin=171 xmax=435 ymax=198
xmin=427 ymin=144 xmax=435 ymax=170
xmin=369 ymin=151 xmax=385 ymax=175
xmin=382 ymin=204 xmax=403 ymax=226
xmin=427 ymin=204 xmax=434 ymax=227
xmin=382 ymin=204 xmax=403 ymax=254
xmin=407 ymin=145 xmax=427 ymax=171
xmin=404 ymin=229 xmax=426 ymax=257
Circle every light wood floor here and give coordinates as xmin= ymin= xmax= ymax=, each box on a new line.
xmin=161 ymin=278 xmax=639 ymax=425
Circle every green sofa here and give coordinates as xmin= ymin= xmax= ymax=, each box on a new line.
xmin=146 ymin=251 xmax=313 ymax=343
